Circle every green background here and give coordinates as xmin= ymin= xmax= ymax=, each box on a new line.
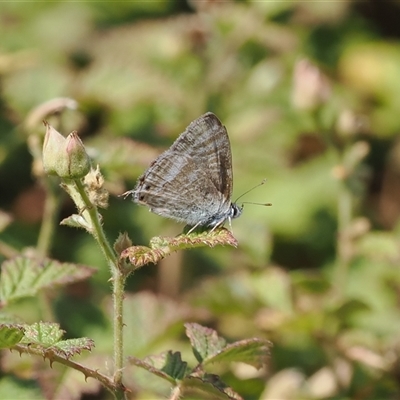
xmin=1 ymin=1 xmax=400 ymax=399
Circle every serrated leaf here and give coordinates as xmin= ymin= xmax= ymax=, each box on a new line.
xmin=185 ymin=323 xmax=271 ymax=369
xmin=21 ymin=322 xmax=65 ymax=346
xmin=160 ymin=351 xmax=188 ymax=380
xmin=122 ymin=228 xmax=238 ymax=270
xmin=60 ymin=214 xmax=92 ymax=231
xmin=129 ymin=351 xmax=189 ymax=384
xmin=20 ymin=322 xmax=94 ymax=359
xmin=0 ymin=257 xmax=96 ymax=305
xmin=52 ymin=337 xmax=95 ymax=359
xmin=183 ymin=372 xmax=244 ymax=400
xmin=114 ymin=232 xmax=133 ymax=256
xmin=0 ymin=324 xmax=25 ymax=349
xmin=185 ymin=323 xmax=226 ymax=363
xmin=203 ymin=338 xmax=271 ymax=369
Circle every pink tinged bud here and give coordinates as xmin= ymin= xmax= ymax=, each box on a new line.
xmin=43 ymin=122 xmax=68 ymax=176
xmin=291 ymin=59 xmax=331 ymax=111
xmin=42 ymin=122 xmax=90 ymax=179
xmin=64 ymin=132 xmax=91 ymax=179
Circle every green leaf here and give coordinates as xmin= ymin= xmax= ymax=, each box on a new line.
xmin=203 ymin=338 xmax=271 ymax=369
xmin=129 ymin=351 xmax=189 ymax=383
xmin=52 ymin=337 xmax=96 ymax=359
xmin=182 ymin=372 xmax=244 ymax=400
xmin=160 ymin=351 xmax=188 ymax=380
xmin=0 ymin=257 xmax=96 ymax=305
xmin=20 ymin=322 xmax=94 ymax=359
xmin=0 ymin=324 xmax=25 ymax=349
xmin=0 ymin=322 xmax=95 ymax=358
xmin=185 ymin=323 xmax=227 ymax=363
xmin=21 ymin=322 xmax=64 ymax=346
xmin=121 ymin=228 xmax=238 ymax=270
xmin=185 ymin=323 xmax=271 ymax=369
xmin=114 ymin=231 xmax=133 ymax=256
xmin=60 ymin=214 xmax=92 ymax=231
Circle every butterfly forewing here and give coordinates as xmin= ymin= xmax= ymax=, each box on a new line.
xmin=133 ymin=112 xmax=235 ymax=227
xmin=169 ymin=113 xmax=233 ymax=202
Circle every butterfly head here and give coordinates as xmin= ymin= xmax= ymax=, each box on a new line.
xmin=230 ymin=202 xmax=243 ymax=220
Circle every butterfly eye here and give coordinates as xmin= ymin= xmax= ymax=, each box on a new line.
xmin=144 ymin=184 xmax=151 ymax=190
xmin=138 ymin=194 xmax=145 ymax=201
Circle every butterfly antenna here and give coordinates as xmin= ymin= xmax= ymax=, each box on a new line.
xmin=241 ymin=201 xmax=272 ymax=207
xmin=234 ymin=178 xmax=268 ymax=203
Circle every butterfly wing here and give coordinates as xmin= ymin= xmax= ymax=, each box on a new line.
xmin=133 ymin=112 xmax=233 ymax=226
xmin=170 ymin=112 xmax=233 ymax=202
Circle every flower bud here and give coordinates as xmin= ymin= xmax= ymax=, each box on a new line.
xmin=291 ymin=58 xmax=331 ymax=111
xmin=42 ymin=122 xmax=90 ymax=179
xmin=42 ymin=122 xmax=68 ymax=176
xmin=64 ymin=132 xmax=91 ymax=179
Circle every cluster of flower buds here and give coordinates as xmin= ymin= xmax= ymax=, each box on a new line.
xmin=42 ymin=122 xmax=90 ymax=179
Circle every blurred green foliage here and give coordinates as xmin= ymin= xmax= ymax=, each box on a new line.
xmin=1 ymin=0 xmax=400 ymax=399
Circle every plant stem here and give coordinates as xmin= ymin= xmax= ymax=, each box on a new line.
xmin=37 ymin=177 xmax=62 ymax=257
xmin=69 ymin=179 xmax=125 ymax=391
xmin=14 ymin=343 xmax=126 ymax=399
xmin=35 ymin=177 xmax=62 ymax=321
xmin=112 ymin=266 xmax=125 ymax=388
xmin=73 ymin=179 xmax=117 ymax=268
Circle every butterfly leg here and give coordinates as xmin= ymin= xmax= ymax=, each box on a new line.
xmin=224 ymin=216 xmax=234 ymax=234
xmin=119 ymin=190 xmax=134 ymax=199
xmin=228 ymin=216 xmax=233 ymax=232
xmin=209 ymin=217 xmax=232 ymax=233
xmin=187 ymin=221 xmax=203 ymax=234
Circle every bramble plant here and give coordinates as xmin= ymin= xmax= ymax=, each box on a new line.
xmin=0 ymin=107 xmax=270 ymax=400
xmin=2 ymin=2 xmax=400 ymax=399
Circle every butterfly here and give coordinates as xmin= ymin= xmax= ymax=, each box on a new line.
xmin=124 ymin=112 xmax=242 ymax=232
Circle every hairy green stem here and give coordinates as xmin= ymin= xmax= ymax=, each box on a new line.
xmin=66 ymin=179 xmax=125 ymax=393
xmin=36 ymin=177 xmax=63 ymax=321
xmin=112 ymin=267 xmax=125 ymax=388
xmin=73 ymin=180 xmax=117 ymax=267
xmin=37 ymin=177 xmax=62 ymax=257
